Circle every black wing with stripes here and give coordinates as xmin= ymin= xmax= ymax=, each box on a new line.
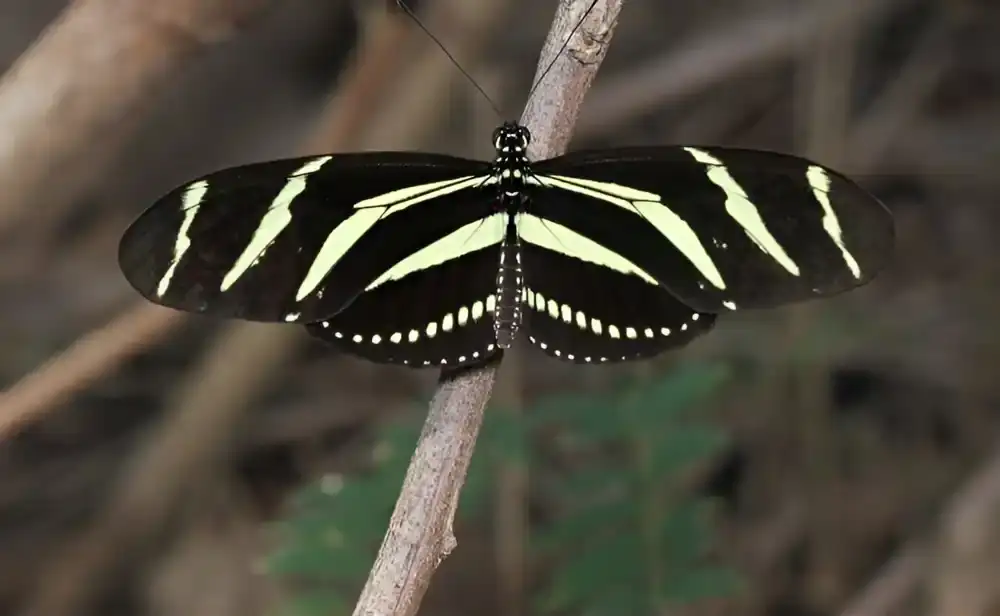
xmin=520 ymin=240 xmax=716 ymax=364
xmin=116 ymin=122 xmax=894 ymax=369
xmin=118 ymin=153 xmax=492 ymax=323
xmin=529 ymin=146 xmax=894 ymax=314
xmin=306 ymin=237 xmax=505 ymax=368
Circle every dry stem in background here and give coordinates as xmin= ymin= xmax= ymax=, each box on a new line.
xmin=0 ymin=305 xmax=184 ymax=437
xmin=0 ymin=0 xmax=276 ymax=236
xmin=930 ymin=438 xmax=1000 ymax=616
xmin=575 ymin=0 xmax=902 ymax=140
xmin=838 ymin=439 xmax=1000 ymax=616
xmin=14 ymin=7 xmax=416 ymax=616
xmin=0 ymin=5 xmax=408 ymax=444
xmin=350 ymin=2 xmax=625 ymax=614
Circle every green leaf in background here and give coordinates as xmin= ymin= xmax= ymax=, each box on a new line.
xmin=536 ymin=362 xmax=740 ymax=614
xmin=546 ymin=467 xmax=627 ymax=502
xmin=657 ymin=500 xmax=716 ymax=566
xmin=479 ymin=411 xmax=530 ymax=463
xmin=532 ymin=497 xmax=637 ymax=553
xmin=648 ymin=425 xmax=730 ymax=477
xmin=660 ymin=565 xmax=745 ymax=604
xmin=537 ymin=532 xmax=645 ymax=612
xmin=271 ymin=360 xmax=741 ymax=615
xmin=528 ymin=389 xmax=622 ymax=440
xmin=620 ymin=361 xmax=731 ymax=429
xmin=269 ymin=538 xmax=375 ymax=580
xmin=278 ymin=588 xmax=352 ymax=616
xmin=579 ymin=586 xmax=647 ymax=616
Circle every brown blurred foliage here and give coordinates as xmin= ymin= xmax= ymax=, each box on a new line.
xmin=0 ymin=0 xmax=998 ymax=615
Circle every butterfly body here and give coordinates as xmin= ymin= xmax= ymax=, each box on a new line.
xmin=487 ymin=122 xmax=532 ymax=350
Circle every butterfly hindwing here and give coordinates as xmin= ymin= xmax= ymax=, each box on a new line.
xmin=118 ymin=153 xmax=492 ymax=323
xmin=306 ymin=215 xmax=506 ymax=368
xmin=518 ymin=235 xmax=716 ymax=364
xmin=529 ymin=147 xmax=894 ymax=313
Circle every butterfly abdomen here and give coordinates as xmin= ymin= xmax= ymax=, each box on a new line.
xmin=493 ymin=217 xmax=524 ymax=348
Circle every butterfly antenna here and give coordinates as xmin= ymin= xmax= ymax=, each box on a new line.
xmin=394 ymin=1 xmax=503 ymax=118
xmin=524 ymin=0 xmax=601 ymax=104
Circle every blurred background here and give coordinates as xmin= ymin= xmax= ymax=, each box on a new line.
xmin=0 ymin=0 xmax=997 ymax=615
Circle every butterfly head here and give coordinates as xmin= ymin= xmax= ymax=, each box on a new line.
xmin=493 ymin=122 xmax=531 ymax=156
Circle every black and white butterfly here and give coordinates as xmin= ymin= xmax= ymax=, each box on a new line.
xmin=118 ymin=120 xmax=894 ymax=367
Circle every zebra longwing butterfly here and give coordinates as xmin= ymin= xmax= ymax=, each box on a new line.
xmin=118 ymin=121 xmax=894 ymax=367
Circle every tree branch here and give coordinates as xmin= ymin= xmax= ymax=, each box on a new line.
xmin=838 ymin=438 xmax=1000 ymax=616
xmin=0 ymin=305 xmax=183 ymax=439
xmin=574 ymin=0 xmax=902 ymax=139
xmin=0 ymin=0 xmax=276 ymax=235
xmin=350 ymin=2 xmax=626 ymax=615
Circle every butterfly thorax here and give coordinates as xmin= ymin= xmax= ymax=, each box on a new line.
xmin=491 ymin=122 xmax=531 ymax=212
xmin=490 ymin=122 xmax=531 ymax=348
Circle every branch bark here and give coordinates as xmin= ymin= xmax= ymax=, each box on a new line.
xmin=350 ymin=2 xmax=626 ymax=615
xmin=0 ymin=0 xmax=277 ymax=235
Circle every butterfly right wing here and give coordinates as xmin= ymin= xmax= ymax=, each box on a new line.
xmin=518 ymin=233 xmax=716 ymax=364
xmin=530 ymin=146 xmax=893 ymax=313
xmin=118 ymin=152 xmax=493 ymax=323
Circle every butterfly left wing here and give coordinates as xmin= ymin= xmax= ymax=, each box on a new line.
xmin=528 ymin=146 xmax=894 ymax=313
xmin=305 ymin=215 xmax=507 ymax=368
xmin=118 ymin=153 xmax=493 ymax=323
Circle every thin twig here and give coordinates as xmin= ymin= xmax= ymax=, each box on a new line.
xmin=0 ymin=305 xmax=183 ymax=439
xmin=0 ymin=0 xmax=276 ymax=235
xmin=350 ymin=2 xmax=625 ymax=615
xmin=574 ymin=0 xmax=902 ymax=140
xmin=838 ymin=439 xmax=1000 ymax=616
xmin=929 ymin=437 xmax=1000 ymax=616
xmin=845 ymin=23 xmax=951 ymax=172
xmin=838 ymin=542 xmax=929 ymax=616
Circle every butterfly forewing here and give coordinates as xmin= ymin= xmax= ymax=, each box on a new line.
xmin=306 ymin=219 xmax=506 ymax=367
xmin=519 ymin=239 xmax=716 ymax=363
xmin=530 ymin=147 xmax=894 ymax=313
xmin=119 ymin=153 xmax=492 ymax=323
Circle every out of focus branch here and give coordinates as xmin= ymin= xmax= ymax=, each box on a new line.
xmin=576 ymin=0 xmax=902 ymax=139
xmin=349 ymin=2 xmax=625 ymax=615
xmin=839 ymin=439 xmax=1000 ymax=616
xmin=0 ymin=0 xmax=278 ymax=236
xmin=0 ymin=305 xmax=183 ymax=439
xmin=15 ymin=7 xmax=416 ymax=616
xmin=846 ymin=23 xmax=951 ymax=171
xmin=838 ymin=543 xmax=928 ymax=616
xmin=929 ymin=439 xmax=1000 ymax=616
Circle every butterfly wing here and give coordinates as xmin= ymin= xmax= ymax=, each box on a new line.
xmin=529 ymin=146 xmax=894 ymax=313
xmin=119 ymin=153 xmax=493 ymax=323
xmin=518 ymin=229 xmax=716 ymax=363
xmin=306 ymin=221 xmax=506 ymax=368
